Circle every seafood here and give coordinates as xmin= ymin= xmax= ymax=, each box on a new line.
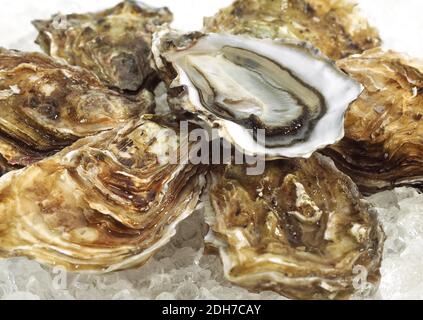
xmin=205 ymin=154 xmax=384 ymax=299
xmin=153 ymin=28 xmax=361 ymax=158
xmin=204 ymin=0 xmax=381 ymax=60
xmin=0 ymin=48 xmax=153 ymax=172
xmin=0 ymin=115 xmax=206 ymax=271
xmin=324 ymin=49 xmax=423 ymax=193
xmin=33 ymin=0 xmax=173 ymax=91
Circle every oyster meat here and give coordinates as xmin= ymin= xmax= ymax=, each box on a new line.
xmin=0 ymin=48 xmax=153 ymax=171
xmin=0 ymin=115 xmax=206 ymax=271
xmin=33 ymin=0 xmax=173 ymax=91
xmin=204 ymin=0 xmax=381 ymax=60
xmin=205 ymin=154 xmax=384 ymax=299
xmin=324 ymin=49 xmax=423 ymax=193
xmin=153 ymin=29 xmax=361 ymax=158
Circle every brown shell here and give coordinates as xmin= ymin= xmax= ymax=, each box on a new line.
xmin=324 ymin=49 xmax=423 ymax=193
xmin=205 ymin=154 xmax=384 ymax=299
xmin=33 ymin=0 xmax=173 ymax=91
xmin=0 ymin=115 xmax=207 ymax=272
xmin=204 ymin=0 xmax=381 ymax=60
xmin=0 ymin=48 xmax=153 ymax=172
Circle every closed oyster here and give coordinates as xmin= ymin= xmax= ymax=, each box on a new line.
xmin=324 ymin=49 xmax=423 ymax=193
xmin=0 ymin=48 xmax=153 ymax=171
xmin=204 ymin=0 xmax=381 ymax=60
xmin=205 ymin=154 xmax=384 ymax=300
xmin=153 ymin=29 xmax=361 ymax=158
xmin=0 ymin=115 xmax=206 ymax=271
xmin=33 ymin=1 xmax=173 ymax=91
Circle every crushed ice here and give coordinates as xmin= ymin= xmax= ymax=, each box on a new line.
xmin=368 ymin=188 xmax=423 ymax=299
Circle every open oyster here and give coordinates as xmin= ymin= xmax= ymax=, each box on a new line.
xmin=33 ymin=1 xmax=173 ymax=91
xmin=0 ymin=48 xmax=153 ymax=172
xmin=204 ymin=0 xmax=381 ymax=61
xmin=205 ymin=154 xmax=384 ymax=299
xmin=0 ymin=115 xmax=206 ymax=271
xmin=324 ymin=49 xmax=423 ymax=193
xmin=153 ymin=29 xmax=361 ymax=158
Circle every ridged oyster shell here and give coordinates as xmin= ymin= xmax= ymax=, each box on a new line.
xmin=0 ymin=115 xmax=206 ymax=272
xmin=324 ymin=49 xmax=423 ymax=193
xmin=204 ymin=0 xmax=381 ymax=60
xmin=33 ymin=0 xmax=173 ymax=91
xmin=0 ymin=48 xmax=153 ymax=172
xmin=205 ymin=154 xmax=384 ymax=299
xmin=153 ymin=28 xmax=361 ymax=159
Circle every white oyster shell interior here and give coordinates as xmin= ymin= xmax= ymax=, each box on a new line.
xmin=160 ymin=32 xmax=362 ymax=158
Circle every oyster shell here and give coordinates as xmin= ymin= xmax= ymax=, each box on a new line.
xmin=33 ymin=1 xmax=173 ymax=91
xmin=0 ymin=155 xmax=20 ymax=176
xmin=204 ymin=0 xmax=381 ymax=60
xmin=205 ymin=154 xmax=384 ymax=300
xmin=0 ymin=48 xmax=153 ymax=171
xmin=324 ymin=49 xmax=423 ymax=193
xmin=0 ymin=115 xmax=207 ymax=271
xmin=153 ymin=29 xmax=361 ymax=158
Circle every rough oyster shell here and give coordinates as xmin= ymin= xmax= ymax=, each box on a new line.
xmin=153 ymin=28 xmax=361 ymax=159
xmin=0 ymin=154 xmax=21 ymax=174
xmin=204 ymin=0 xmax=381 ymax=60
xmin=0 ymin=115 xmax=206 ymax=272
xmin=205 ymin=154 xmax=384 ymax=299
xmin=0 ymin=48 xmax=153 ymax=172
xmin=324 ymin=49 xmax=423 ymax=193
xmin=33 ymin=0 xmax=173 ymax=91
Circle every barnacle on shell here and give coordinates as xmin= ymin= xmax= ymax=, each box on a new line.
xmin=0 ymin=115 xmax=207 ymax=271
xmin=204 ymin=0 xmax=381 ymax=60
xmin=33 ymin=0 xmax=173 ymax=91
xmin=205 ymin=154 xmax=384 ymax=299
xmin=0 ymin=48 xmax=153 ymax=173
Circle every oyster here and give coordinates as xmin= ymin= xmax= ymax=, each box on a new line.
xmin=0 ymin=48 xmax=153 ymax=171
xmin=205 ymin=154 xmax=384 ymax=299
xmin=204 ymin=0 xmax=381 ymax=60
xmin=153 ymin=29 xmax=361 ymax=158
xmin=0 ymin=115 xmax=206 ymax=271
xmin=33 ymin=0 xmax=173 ymax=91
xmin=324 ymin=49 xmax=423 ymax=193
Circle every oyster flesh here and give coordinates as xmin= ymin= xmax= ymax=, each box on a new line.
xmin=0 ymin=115 xmax=206 ymax=271
xmin=324 ymin=49 xmax=423 ymax=193
xmin=0 ymin=48 xmax=153 ymax=171
xmin=33 ymin=0 xmax=173 ymax=91
xmin=153 ymin=29 xmax=361 ymax=158
xmin=205 ymin=154 xmax=384 ymax=299
xmin=204 ymin=0 xmax=381 ymax=61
